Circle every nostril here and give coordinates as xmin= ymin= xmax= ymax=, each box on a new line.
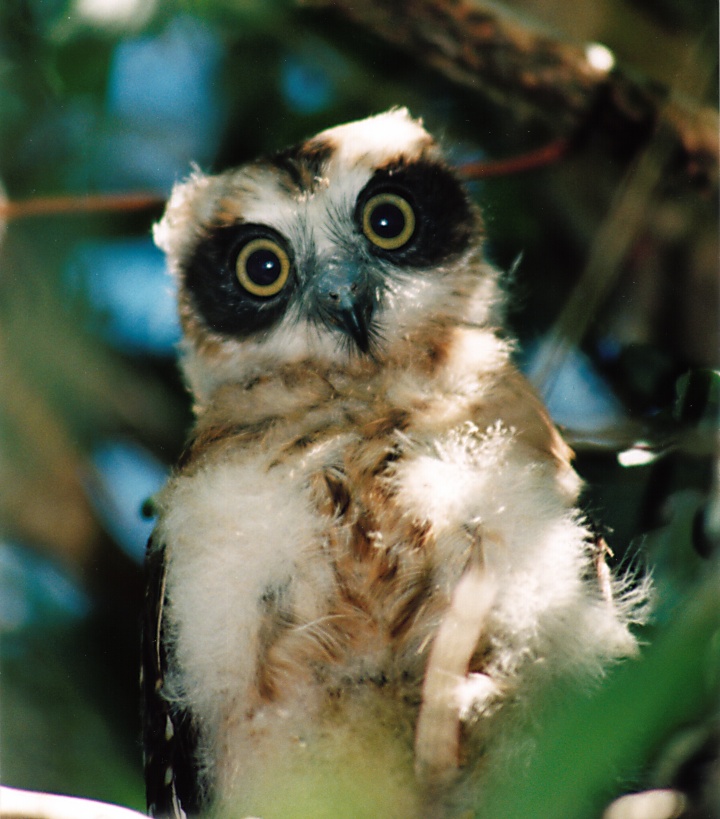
xmin=350 ymin=283 xmax=358 ymax=294
xmin=328 ymin=291 xmax=340 ymax=302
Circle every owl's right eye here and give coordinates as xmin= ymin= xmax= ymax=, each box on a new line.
xmin=235 ymin=237 xmax=291 ymax=298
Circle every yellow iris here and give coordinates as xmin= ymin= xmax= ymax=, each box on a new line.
xmin=235 ymin=238 xmax=291 ymax=297
xmin=361 ymin=192 xmax=416 ymax=251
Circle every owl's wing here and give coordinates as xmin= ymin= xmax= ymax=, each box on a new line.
xmin=475 ymin=365 xmax=577 ymax=488
xmin=142 ymin=536 xmax=203 ymax=819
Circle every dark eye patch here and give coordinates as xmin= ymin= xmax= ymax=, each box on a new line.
xmin=355 ymin=160 xmax=477 ymax=267
xmin=183 ymin=224 xmax=295 ymax=337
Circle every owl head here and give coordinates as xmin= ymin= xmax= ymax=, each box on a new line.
xmin=155 ymin=109 xmax=503 ymax=402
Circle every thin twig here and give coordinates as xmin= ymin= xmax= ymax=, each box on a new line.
xmin=0 ymin=142 xmax=574 ymax=224
xmin=0 ymin=192 xmax=165 ymax=221
xmin=458 ymin=137 xmax=571 ymax=179
xmin=529 ymin=119 xmax=676 ymax=396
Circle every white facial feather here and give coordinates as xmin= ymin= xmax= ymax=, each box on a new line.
xmin=315 ymin=107 xmax=437 ymax=170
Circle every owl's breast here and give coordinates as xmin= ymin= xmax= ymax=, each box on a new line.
xmin=169 ymin=342 xmax=578 ymax=700
xmin=157 ymin=350 xmax=640 ymax=816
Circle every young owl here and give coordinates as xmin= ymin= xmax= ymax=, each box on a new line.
xmin=143 ymin=109 xmax=648 ymax=818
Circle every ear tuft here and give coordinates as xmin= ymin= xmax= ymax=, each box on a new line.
xmin=153 ymin=167 xmax=212 ymax=272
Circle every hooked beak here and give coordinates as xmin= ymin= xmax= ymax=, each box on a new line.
xmin=315 ymin=260 xmax=375 ymax=353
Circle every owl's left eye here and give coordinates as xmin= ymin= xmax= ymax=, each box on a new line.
xmin=235 ymin=238 xmax=291 ymax=297
xmin=361 ymin=192 xmax=416 ymax=251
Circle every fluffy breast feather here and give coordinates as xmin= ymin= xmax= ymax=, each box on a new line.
xmin=154 ymin=326 xmax=645 ymax=816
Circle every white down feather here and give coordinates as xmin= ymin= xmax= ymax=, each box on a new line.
xmin=391 ymin=420 xmax=644 ymax=700
xmin=157 ymin=452 xmax=336 ymax=738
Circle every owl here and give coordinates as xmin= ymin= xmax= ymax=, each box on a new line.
xmin=142 ymin=109 xmax=648 ymax=818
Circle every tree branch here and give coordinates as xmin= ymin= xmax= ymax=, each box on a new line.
xmin=305 ymin=0 xmax=718 ymax=192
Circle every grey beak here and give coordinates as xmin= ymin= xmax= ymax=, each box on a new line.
xmin=315 ymin=260 xmax=374 ymax=353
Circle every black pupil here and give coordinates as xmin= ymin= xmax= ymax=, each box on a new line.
xmin=246 ymin=248 xmax=281 ymax=286
xmin=370 ymin=202 xmax=405 ymax=239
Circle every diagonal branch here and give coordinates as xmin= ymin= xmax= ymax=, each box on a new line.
xmin=305 ymin=0 xmax=718 ymax=192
